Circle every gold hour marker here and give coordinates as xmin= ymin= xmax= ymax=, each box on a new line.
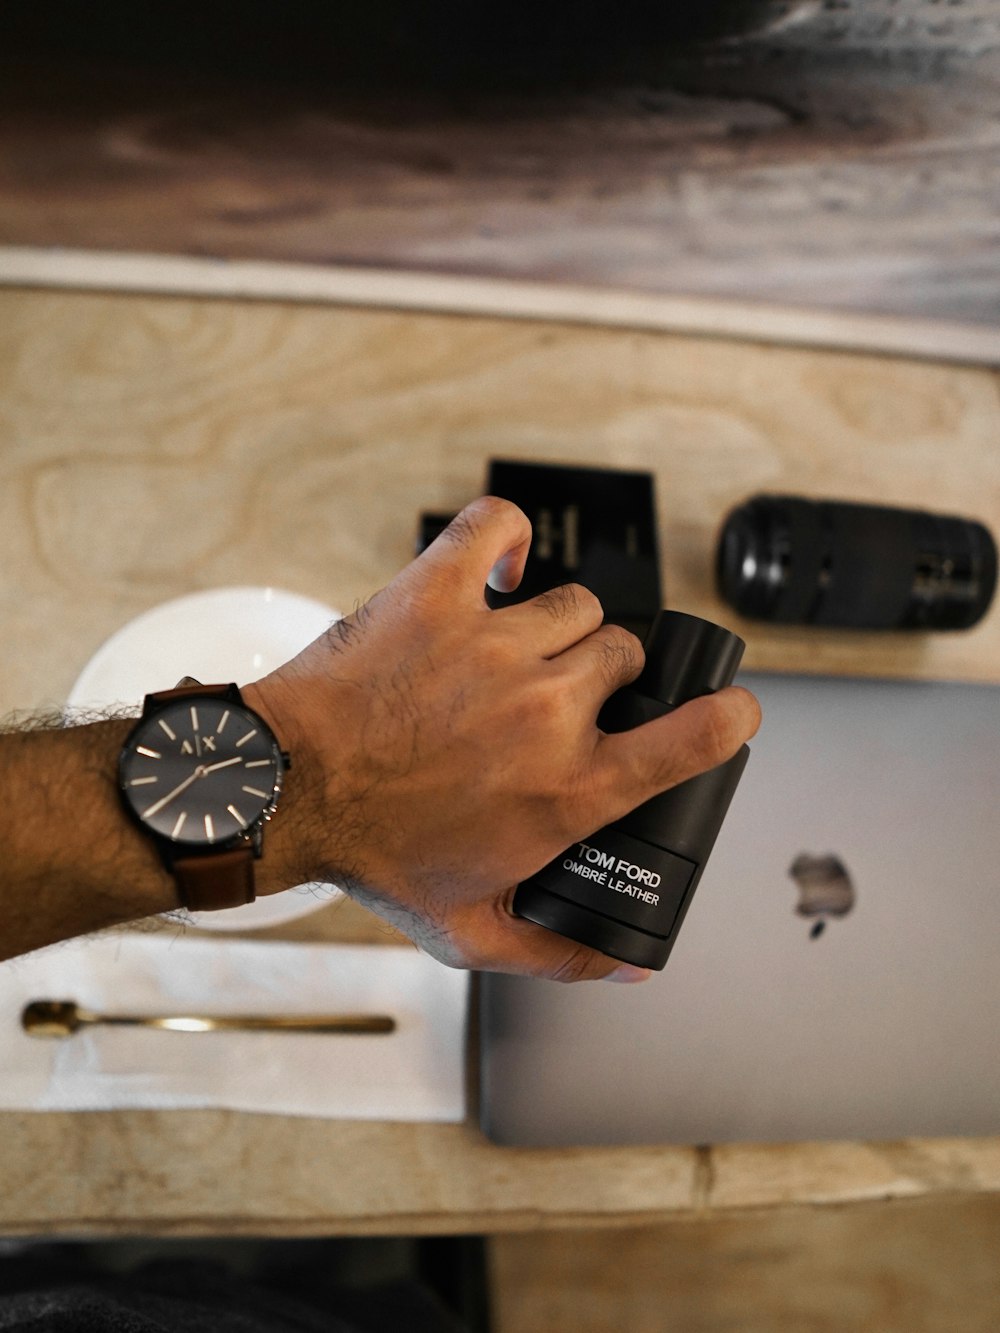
xmin=217 ymin=709 xmax=230 ymax=733
xmin=129 ymin=776 xmax=158 ymax=786
xmin=242 ymin=785 xmax=268 ymax=799
xmin=204 ymin=814 xmax=215 ymax=841
xmin=158 ymin=719 xmax=177 ymax=741
xmin=171 ymin=812 xmax=188 ymax=839
xmin=235 ymin=729 xmax=258 ymax=748
xmin=244 ymin=759 xmax=270 ymax=768
xmin=190 ymin=706 xmax=199 ymax=731
xmin=136 ymin=746 xmax=161 ymax=759
xmin=227 ymin=803 xmax=246 ymax=825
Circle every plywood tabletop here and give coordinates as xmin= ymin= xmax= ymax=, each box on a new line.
xmin=1 ymin=285 xmax=999 ymax=1235
xmin=2 ymin=286 xmax=998 ymax=720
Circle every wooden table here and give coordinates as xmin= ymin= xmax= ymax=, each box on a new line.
xmin=1 ymin=284 xmax=999 ymax=1238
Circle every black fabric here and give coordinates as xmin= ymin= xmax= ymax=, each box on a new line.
xmin=0 ymin=1258 xmax=468 ymax=1333
xmin=0 ymin=1262 xmax=355 ymax=1333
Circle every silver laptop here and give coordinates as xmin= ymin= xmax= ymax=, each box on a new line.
xmin=480 ymin=672 xmax=1000 ymax=1146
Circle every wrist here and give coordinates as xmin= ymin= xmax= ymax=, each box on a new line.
xmin=239 ymin=678 xmax=329 ymax=897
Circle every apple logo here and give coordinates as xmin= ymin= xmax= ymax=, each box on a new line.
xmin=788 ymin=853 xmax=855 ymax=939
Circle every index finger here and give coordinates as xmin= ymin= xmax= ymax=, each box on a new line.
xmin=414 ymin=495 xmax=533 ymax=604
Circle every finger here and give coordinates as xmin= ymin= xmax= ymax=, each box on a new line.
xmin=413 ymin=496 xmax=532 ymax=604
xmin=552 ymin=621 xmax=645 ymax=705
xmin=441 ymin=894 xmax=652 ymax=983
xmin=495 ymin=582 xmax=606 ymax=657
xmin=597 ymin=685 xmax=762 ymax=815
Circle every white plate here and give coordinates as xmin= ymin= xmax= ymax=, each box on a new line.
xmin=68 ymin=586 xmax=344 ymax=931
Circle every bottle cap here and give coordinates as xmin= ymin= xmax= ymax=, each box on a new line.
xmin=634 ymin=610 xmax=745 ymax=707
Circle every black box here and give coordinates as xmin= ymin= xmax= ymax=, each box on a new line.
xmin=484 ymin=459 xmax=661 ymax=640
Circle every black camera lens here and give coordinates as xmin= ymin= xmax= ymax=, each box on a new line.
xmin=717 ymin=495 xmax=997 ymax=631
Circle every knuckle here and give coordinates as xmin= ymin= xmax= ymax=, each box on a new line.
xmin=550 ymin=945 xmax=603 ymax=985
xmin=436 ymin=496 xmax=521 ymax=552
xmin=593 ymin=626 xmax=643 ymax=689
xmin=534 ymin=582 xmax=602 ymax=624
xmin=647 ymin=743 xmax=690 ymax=792
xmin=437 ymin=508 xmax=481 ymax=552
xmin=700 ymin=694 xmax=748 ymax=761
xmin=449 ymin=495 xmax=523 ymax=542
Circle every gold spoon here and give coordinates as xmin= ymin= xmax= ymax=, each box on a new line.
xmin=21 ymin=999 xmax=396 ymax=1038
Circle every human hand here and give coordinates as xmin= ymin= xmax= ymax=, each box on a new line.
xmin=245 ymin=496 xmax=760 ymax=983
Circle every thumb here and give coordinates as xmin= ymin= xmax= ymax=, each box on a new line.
xmin=440 ymin=895 xmax=653 ymax=984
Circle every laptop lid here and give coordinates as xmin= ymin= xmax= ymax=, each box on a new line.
xmin=480 ymin=672 xmax=1000 ymax=1146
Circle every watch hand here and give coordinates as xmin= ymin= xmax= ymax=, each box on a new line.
xmin=141 ymin=757 xmax=245 ymax=820
xmin=202 ymin=756 xmax=244 ymax=775
xmin=143 ymin=767 xmax=204 ymax=818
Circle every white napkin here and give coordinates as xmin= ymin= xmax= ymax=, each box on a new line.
xmin=0 ymin=935 xmax=468 ymax=1121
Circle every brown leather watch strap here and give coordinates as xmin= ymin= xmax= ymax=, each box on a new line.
xmin=173 ymin=846 xmax=256 ymax=913
xmin=148 ymin=681 xmax=234 ymax=702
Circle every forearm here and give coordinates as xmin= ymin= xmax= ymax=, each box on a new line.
xmin=0 ymin=719 xmax=179 ymax=961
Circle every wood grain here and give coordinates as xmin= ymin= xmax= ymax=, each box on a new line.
xmin=491 ymin=1197 xmax=1000 ymax=1332
xmin=1 ymin=0 xmax=998 ymax=330
xmin=2 ymin=287 xmax=998 ymax=726
xmin=3 ymin=1110 xmax=1000 ymax=1237
xmin=5 ymin=248 xmax=999 ymax=365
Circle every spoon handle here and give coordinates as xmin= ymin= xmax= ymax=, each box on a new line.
xmin=22 ymin=1001 xmax=396 ymax=1037
xmin=94 ymin=1013 xmax=396 ymax=1034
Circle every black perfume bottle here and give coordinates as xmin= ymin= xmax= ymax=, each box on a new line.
xmin=513 ymin=610 xmax=749 ymax=971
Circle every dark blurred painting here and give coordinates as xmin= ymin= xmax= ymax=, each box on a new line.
xmin=1 ymin=0 xmax=998 ymax=328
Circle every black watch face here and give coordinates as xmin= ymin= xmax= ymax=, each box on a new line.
xmin=120 ymin=696 xmax=284 ymax=848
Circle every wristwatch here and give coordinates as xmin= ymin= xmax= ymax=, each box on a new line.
xmin=119 ymin=682 xmax=290 ymax=912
